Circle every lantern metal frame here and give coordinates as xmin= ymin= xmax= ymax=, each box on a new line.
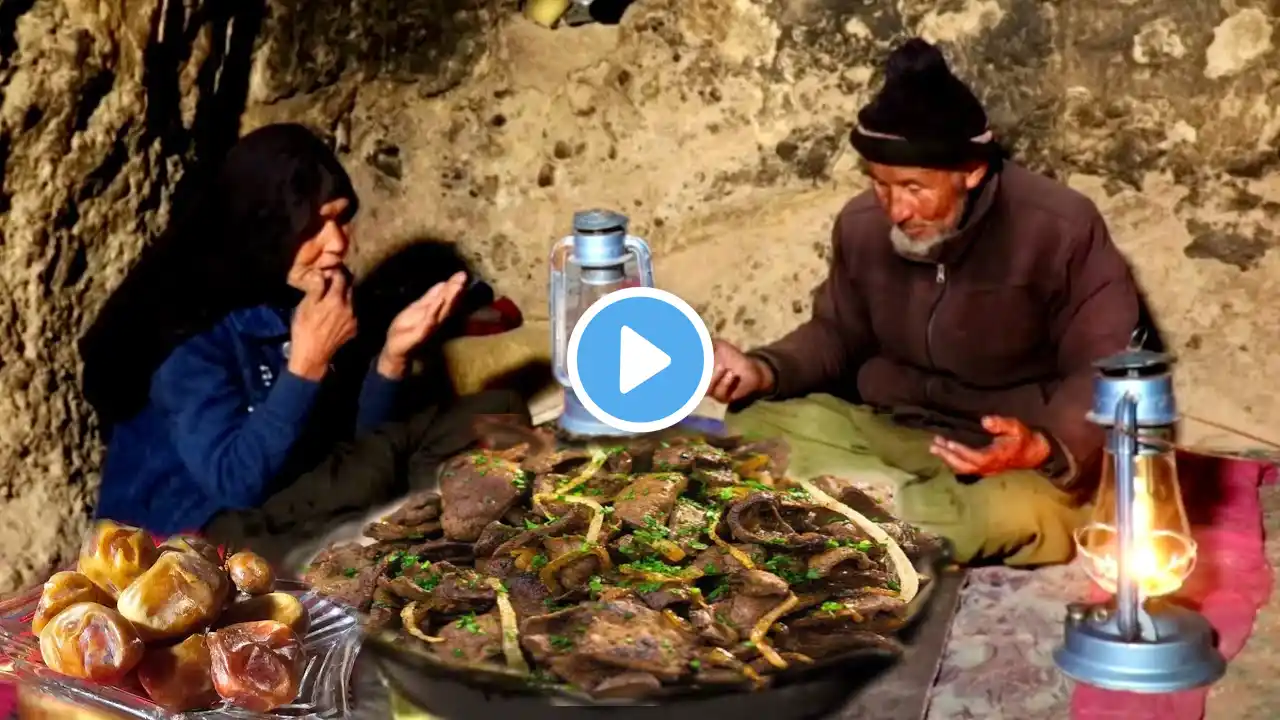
xmin=548 ymin=209 xmax=654 ymax=439
xmin=1053 ymin=350 xmax=1226 ymax=693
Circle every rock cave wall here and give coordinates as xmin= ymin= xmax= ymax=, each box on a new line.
xmin=1 ymin=0 xmax=1278 ymax=592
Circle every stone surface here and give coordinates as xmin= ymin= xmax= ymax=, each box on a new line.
xmin=0 ymin=0 xmax=205 ymax=593
xmin=3 ymin=0 xmax=1280 ymax=597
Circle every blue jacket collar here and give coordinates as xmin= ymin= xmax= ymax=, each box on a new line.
xmin=225 ymin=305 xmax=292 ymax=339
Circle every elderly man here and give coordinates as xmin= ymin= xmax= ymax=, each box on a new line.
xmin=709 ymin=38 xmax=1141 ymax=567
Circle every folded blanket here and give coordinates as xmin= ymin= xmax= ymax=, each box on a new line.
xmin=0 ymin=676 xmax=12 ymax=720
xmin=1070 ymin=454 xmax=1276 ymax=720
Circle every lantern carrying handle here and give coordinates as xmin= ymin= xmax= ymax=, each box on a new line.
xmin=625 ymin=235 xmax=655 ymax=286
xmin=549 ymin=235 xmax=577 ymax=386
xmin=1113 ymin=391 xmax=1140 ymax=641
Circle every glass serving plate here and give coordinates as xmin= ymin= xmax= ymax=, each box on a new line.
xmin=0 ymin=577 xmax=362 ymax=719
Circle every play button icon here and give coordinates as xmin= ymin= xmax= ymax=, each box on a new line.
xmin=619 ymin=326 xmax=671 ymax=394
xmin=568 ymin=287 xmax=714 ymax=433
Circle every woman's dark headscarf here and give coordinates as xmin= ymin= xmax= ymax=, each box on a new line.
xmin=204 ymin=123 xmax=360 ymax=308
xmin=81 ymin=123 xmax=359 ymax=429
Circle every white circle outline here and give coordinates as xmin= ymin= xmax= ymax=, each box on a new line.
xmin=566 ymin=286 xmax=714 ymax=434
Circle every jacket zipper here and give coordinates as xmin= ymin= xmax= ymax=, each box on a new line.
xmin=924 ymin=263 xmax=947 ymax=370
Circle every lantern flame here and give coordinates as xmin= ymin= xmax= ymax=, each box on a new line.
xmin=1075 ymin=451 xmax=1197 ymax=599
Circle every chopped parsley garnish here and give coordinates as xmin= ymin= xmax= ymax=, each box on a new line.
xmin=530 ymin=553 xmax=549 ymax=570
xmin=455 ymin=613 xmax=484 ymax=634
xmin=706 ymin=580 xmax=730 ymax=601
xmin=342 ymin=568 xmax=358 ymax=578
xmin=632 ymin=514 xmax=675 ymax=548
xmin=415 ymin=573 xmax=442 ymax=592
xmin=549 ymin=634 xmax=575 ymax=650
xmin=820 ymin=601 xmax=844 ymax=613
xmin=765 ymin=555 xmax=819 ymax=585
xmin=621 ymin=557 xmax=684 ymax=576
xmin=823 ymin=537 xmax=875 ymax=551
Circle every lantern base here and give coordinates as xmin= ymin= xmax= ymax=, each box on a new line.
xmin=557 ymin=388 xmax=636 ymax=438
xmin=1054 ymin=600 xmax=1226 ymax=694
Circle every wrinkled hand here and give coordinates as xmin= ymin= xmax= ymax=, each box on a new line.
xmin=378 ymin=271 xmax=468 ymax=379
xmin=929 ymin=416 xmax=1051 ymax=476
xmin=288 ymin=271 xmax=357 ymax=381
xmin=707 ymin=339 xmax=775 ymax=403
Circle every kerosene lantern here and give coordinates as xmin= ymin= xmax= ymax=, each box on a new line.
xmin=549 ymin=209 xmax=654 ymax=437
xmin=1053 ymin=349 xmax=1226 ymax=692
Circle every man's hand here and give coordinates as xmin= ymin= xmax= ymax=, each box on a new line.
xmin=378 ymin=271 xmax=468 ymax=379
xmin=708 ymin=339 xmax=776 ymax=403
xmin=929 ymin=415 xmax=1051 ymax=476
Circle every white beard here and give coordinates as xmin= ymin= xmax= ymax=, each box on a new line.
xmin=888 ymin=196 xmax=969 ymax=260
xmin=889 ymin=225 xmax=951 ymax=259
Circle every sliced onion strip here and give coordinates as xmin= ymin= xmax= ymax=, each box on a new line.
xmin=559 ymin=495 xmax=606 ymax=545
xmin=662 ymin=609 xmax=693 ymax=633
xmin=749 ymin=593 xmax=799 ymax=670
xmin=550 ymin=448 xmax=609 ymax=497
xmin=538 ymin=545 xmax=613 ymax=593
xmin=511 ymin=547 xmax=538 ymax=571
xmin=707 ymin=508 xmax=756 ymax=570
xmin=734 ymin=454 xmax=772 ymax=477
xmin=792 ymin=478 xmax=919 ymax=603
xmin=648 ymin=537 xmax=686 ymax=562
xmin=399 ymin=603 xmax=444 ymax=643
xmin=486 ymin=578 xmax=530 ymax=673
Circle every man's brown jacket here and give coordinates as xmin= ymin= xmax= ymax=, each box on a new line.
xmin=751 ymin=163 xmax=1141 ymax=492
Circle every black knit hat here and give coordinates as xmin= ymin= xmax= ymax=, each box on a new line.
xmin=850 ymin=38 xmax=998 ymax=169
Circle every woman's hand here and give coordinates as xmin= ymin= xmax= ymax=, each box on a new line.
xmin=288 ymin=271 xmax=358 ymax=381
xmin=929 ymin=415 xmax=1052 ymax=476
xmin=377 ymin=271 xmax=468 ymax=380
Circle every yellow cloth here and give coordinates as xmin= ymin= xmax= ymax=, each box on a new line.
xmin=442 ymin=324 xmax=551 ymax=396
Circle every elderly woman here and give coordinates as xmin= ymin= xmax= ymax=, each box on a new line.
xmin=93 ymin=124 xmax=525 ymax=552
